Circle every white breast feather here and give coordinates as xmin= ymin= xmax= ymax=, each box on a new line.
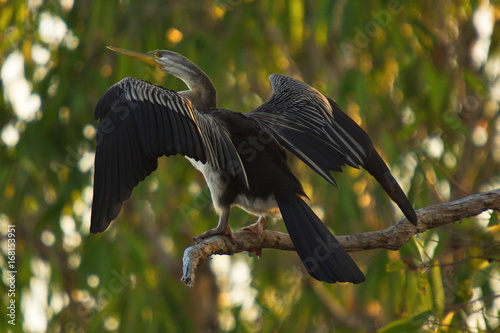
xmin=186 ymin=157 xmax=280 ymax=218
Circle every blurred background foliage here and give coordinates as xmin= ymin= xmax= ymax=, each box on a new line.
xmin=1 ymin=0 xmax=499 ymax=332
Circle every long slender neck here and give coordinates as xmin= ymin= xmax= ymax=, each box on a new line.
xmin=164 ymin=57 xmax=217 ymax=110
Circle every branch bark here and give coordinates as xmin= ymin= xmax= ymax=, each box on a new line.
xmin=181 ymin=189 xmax=500 ymax=286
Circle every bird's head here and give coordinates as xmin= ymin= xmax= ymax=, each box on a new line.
xmin=106 ymin=46 xmax=216 ymax=109
xmin=108 ymin=46 xmax=190 ymax=71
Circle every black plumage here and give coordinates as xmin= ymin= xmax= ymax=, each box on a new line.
xmin=92 ymin=49 xmax=417 ymax=284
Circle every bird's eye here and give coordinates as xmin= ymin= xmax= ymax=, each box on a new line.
xmin=154 ymin=51 xmax=163 ymax=59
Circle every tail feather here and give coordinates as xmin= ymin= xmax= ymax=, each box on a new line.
xmin=277 ymin=196 xmax=365 ymax=284
xmin=364 ymin=150 xmax=418 ymax=225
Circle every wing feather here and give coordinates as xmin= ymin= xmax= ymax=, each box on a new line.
xmin=248 ymin=74 xmax=417 ymax=224
xmin=91 ymin=77 xmax=246 ymax=233
xmin=248 ymin=74 xmax=373 ymax=185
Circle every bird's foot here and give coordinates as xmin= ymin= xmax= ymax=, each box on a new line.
xmin=238 ymin=216 xmax=268 ymax=239
xmin=238 ymin=216 xmax=268 ymax=257
xmin=195 ymin=224 xmax=236 ymax=244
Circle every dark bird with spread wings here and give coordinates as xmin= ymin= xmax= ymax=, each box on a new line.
xmin=91 ymin=46 xmax=417 ymax=284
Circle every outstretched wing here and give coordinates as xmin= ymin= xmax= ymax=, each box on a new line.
xmin=248 ymin=74 xmax=373 ymax=186
xmin=248 ymin=74 xmax=417 ymax=224
xmin=91 ymin=77 xmax=246 ymax=233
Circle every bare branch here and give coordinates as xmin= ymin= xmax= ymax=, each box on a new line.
xmin=181 ymin=189 xmax=500 ymax=286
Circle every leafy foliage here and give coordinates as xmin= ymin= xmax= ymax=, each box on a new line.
xmin=0 ymin=0 xmax=499 ymax=332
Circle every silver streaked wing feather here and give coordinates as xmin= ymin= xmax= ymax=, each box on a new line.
xmin=91 ymin=77 xmax=247 ymax=233
xmin=248 ymin=74 xmax=373 ymax=185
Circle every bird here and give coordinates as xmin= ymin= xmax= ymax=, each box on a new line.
xmin=91 ymin=46 xmax=417 ymax=284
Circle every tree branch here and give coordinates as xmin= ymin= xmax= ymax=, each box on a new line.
xmin=181 ymin=189 xmax=500 ymax=286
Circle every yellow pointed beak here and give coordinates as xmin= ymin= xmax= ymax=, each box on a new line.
xmin=107 ymin=46 xmax=160 ymax=68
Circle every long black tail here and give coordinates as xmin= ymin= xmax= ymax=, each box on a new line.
xmin=363 ymin=149 xmax=417 ymax=225
xmin=277 ymin=196 xmax=365 ymax=284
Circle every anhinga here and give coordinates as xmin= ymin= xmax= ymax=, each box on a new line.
xmin=91 ymin=46 xmax=417 ymax=284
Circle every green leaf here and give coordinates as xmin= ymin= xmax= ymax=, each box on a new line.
xmin=379 ymin=310 xmax=436 ymax=333
xmin=430 ymin=260 xmax=445 ymax=315
xmin=488 ymin=211 xmax=498 ymax=226
xmin=386 ymin=260 xmax=406 ymax=272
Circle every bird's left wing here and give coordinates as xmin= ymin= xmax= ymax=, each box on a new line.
xmin=247 ymin=74 xmax=417 ymax=224
xmin=91 ymin=77 xmax=246 ymax=233
xmin=248 ymin=74 xmax=372 ymax=186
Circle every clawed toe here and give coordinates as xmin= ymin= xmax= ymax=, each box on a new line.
xmin=195 ymin=209 xmax=236 ymax=243
xmin=195 ymin=226 xmax=236 ymax=244
xmin=238 ymin=216 xmax=268 ymax=258
xmin=238 ymin=216 xmax=268 ymax=239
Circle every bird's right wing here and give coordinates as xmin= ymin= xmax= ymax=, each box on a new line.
xmin=91 ymin=77 xmax=246 ymax=233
